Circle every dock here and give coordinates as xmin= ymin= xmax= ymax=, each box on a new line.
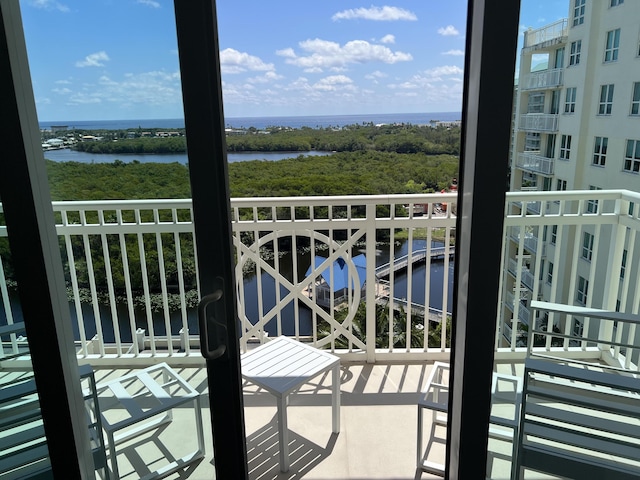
xmin=375 ymin=247 xmax=455 ymax=278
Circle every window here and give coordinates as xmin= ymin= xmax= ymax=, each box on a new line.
xmin=574 ymin=318 xmax=584 ymax=336
xmin=527 ymin=92 xmax=545 ymax=113
xmin=576 ymin=276 xmax=589 ymax=305
xmin=631 ymin=82 xmax=640 ymax=115
xmin=569 ymin=40 xmax=582 ymax=66
xmin=550 ymin=90 xmax=560 ymax=114
xmin=582 ymin=232 xmax=594 ymax=260
xmin=573 ymin=0 xmax=585 ymax=26
xmin=525 ymin=132 xmax=541 ymax=151
xmin=593 ymin=136 xmax=608 ymax=166
xmin=624 ymin=139 xmax=640 ymax=172
xmin=547 ymin=262 xmax=554 ymax=284
xmin=551 ymin=225 xmax=558 ymax=245
xmin=554 ymin=47 xmax=564 ymax=69
xmin=587 ymin=185 xmax=601 ymax=213
xmin=542 ymin=225 xmax=548 ymax=242
xmin=565 ymin=87 xmax=577 ymax=113
xmin=604 ymin=29 xmax=621 ymax=62
xmin=610 ymin=0 xmax=624 ymax=7
xmin=560 ymin=135 xmax=571 ymax=160
xmin=598 ymin=84 xmax=615 ymax=115
xmin=556 ymin=179 xmax=567 ymax=191
xmin=621 ymin=249 xmax=628 ymax=278
xmin=539 ymin=259 xmax=545 ymax=282
xmin=545 ymin=134 xmax=556 ymax=158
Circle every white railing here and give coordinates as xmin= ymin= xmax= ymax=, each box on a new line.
xmin=3 ymin=190 xmax=640 ymax=370
xmin=521 ymin=68 xmax=563 ymax=91
xmin=516 ymin=152 xmax=555 ymax=175
xmin=518 ymin=114 xmax=559 ymax=132
xmin=0 ymin=194 xmax=457 ymax=363
xmin=499 ymin=190 xmax=640 ymax=371
xmin=523 ymin=19 xmax=568 ymax=49
xmin=508 ymin=227 xmax=538 ymax=254
xmin=505 ymin=291 xmax=531 ymax=325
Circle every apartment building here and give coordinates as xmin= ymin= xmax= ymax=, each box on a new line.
xmin=504 ymin=0 xmax=640 ymax=346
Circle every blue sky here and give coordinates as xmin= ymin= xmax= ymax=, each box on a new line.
xmin=20 ymin=0 xmax=569 ymax=121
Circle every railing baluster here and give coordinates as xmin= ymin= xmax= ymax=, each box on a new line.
xmin=99 ymin=210 xmax=122 ymax=356
xmin=173 ymin=209 xmax=189 ymax=355
xmin=136 ymin=209 xmax=156 ymax=355
xmin=81 ymin=210 xmax=105 ymax=356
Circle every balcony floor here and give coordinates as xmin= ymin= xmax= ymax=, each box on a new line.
xmin=91 ymin=359 xmax=533 ymax=480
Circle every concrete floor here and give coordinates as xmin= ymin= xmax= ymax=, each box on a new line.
xmin=93 ymin=361 xmax=525 ymax=480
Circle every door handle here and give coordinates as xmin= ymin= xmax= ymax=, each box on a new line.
xmin=198 ymin=287 xmax=228 ymax=360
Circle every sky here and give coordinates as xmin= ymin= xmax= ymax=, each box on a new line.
xmin=19 ymin=0 xmax=569 ymax=122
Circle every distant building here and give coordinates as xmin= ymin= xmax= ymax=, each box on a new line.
xmin=503 ymin=0 xmax=640 ymax=346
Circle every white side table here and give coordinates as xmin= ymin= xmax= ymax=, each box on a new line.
xmin=241 ymin=336 xmax=341 ymax=472
xmin=97 ymin=363 xmax=204 ymax=480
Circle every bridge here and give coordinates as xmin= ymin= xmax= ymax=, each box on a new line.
xmin=375 ymin=281 xmax=452 ymax=323
xmin=375 ymin=247 xmax=455 ymax=278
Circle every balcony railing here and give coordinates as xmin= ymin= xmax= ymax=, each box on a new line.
xmin=1 ymin=194 xmax=457 ymax=364
xmin=516 ymin=151 xmax=554 ymax=175
xmin=523 ymin=19 xmax=568 ymax=50
xmin=518 ymin=114 xmax=559 ymax=132
xmin=2 ymin=190 xmax=640 ymax=371
xmin=508 ymin=227 xmax=538 ymax=254
xmin=521 ymin=68 xmax=563 ymax=91
xmin=505 ymin=291 xmax=531 ymax=325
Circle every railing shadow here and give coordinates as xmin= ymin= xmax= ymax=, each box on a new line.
xmin=247 ymin=417 xmax=338 ymax=480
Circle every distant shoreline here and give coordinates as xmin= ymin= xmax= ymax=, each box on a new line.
xmin=39 ymin=112 xmax=462 ymax=132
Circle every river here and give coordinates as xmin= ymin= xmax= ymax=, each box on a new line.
xmin=1 ymin=240 xmax=454 ymax=343
xmin=42 ymin=149 xmax=331 ymax=164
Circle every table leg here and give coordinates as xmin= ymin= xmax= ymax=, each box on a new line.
xmin=332 ymin=364 xmax=340 ymax=433
xmin=107 ymin=430 xmax=119 ymax=480
xmin=277 ymin=394 xmax=289 ymax=473
xmin=417 ymin=405 xmax=423 ymax=468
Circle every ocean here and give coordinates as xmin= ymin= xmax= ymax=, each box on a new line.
xmin=39 ymin=112 xmax=461 ymax=131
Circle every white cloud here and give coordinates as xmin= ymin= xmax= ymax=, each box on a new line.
xmin=313 ymin=75 xmax=355 ymax=91
xmin=75 ymin=51 xmax=110 ymax=68
xmin=247 ymin=71 xmax=284 ymax=84
xmin=137 ymin=0 xmax=160 ymax=7
xmin=220 ymin=48 xmax=274 ymax=74
xmin=63 ymin=70 xmax=182 ymax=107
xmin=442 ymin=49 xmax=465 ymax=56
xmin=55 ymin=79 xmax=72 ymax=84
xmin=365 ymin=70 xmax=388 ymax=80
xmin=438 ymin=25 xmax=460 ymax=36
xmin=427 ymin=65 xmax=463 ymax=76
xmin=332 ymin=6 xmax=417 ymax=21
xmin=278 ymin=38 xmax=412 ymax=72
xmin=380 ymin=34 xmax=395 ymax=44
xmin=28 ymin=0 xmax=69 ymax=12
xmin=275 ymin=48 xmax=296 ymax=59
xmin=52 ymin=87 xmax=72 ymax=95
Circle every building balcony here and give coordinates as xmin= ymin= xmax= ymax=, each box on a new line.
xmin=522 ymin=19 xmax=568 ymax=52
xmin=2 ymin=189 xmax=640 ymax=479
xmin=518 ymin=114 xmax=559 ymax=132
xmin=516 ymin=151 xmax=554 ymax=175
xmin=508 ymin=227 xmax=538 ymax=254
xmin=520 ymin=68 xmax=563 ymax=91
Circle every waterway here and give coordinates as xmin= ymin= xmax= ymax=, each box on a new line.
xmin=1 ymin=239 xmax=454 ymax=343
xmin=42 ymin=148 xmax=331 ymax=164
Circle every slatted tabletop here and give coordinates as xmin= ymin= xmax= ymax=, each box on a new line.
xmin=241 ymin=336 xmax=340 ymax=396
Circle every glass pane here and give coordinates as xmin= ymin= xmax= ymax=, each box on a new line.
xmin=505 ymin=1 xmax=640 ymax=479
